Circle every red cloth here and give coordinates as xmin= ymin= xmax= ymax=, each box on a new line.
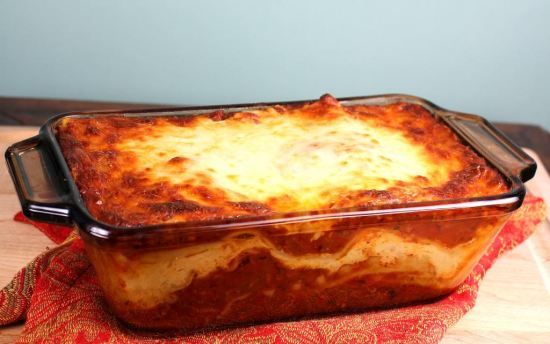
xmin=1 ymin=196 xmax=546 ymax=343
xmin=13 ymin=212 xmax=73 ymax=245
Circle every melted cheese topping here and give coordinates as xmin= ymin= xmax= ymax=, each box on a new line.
xmin=56 ymin=94 xmax=508 ymax=227
xmin=118 ymin=109 xmax=436 ymax=210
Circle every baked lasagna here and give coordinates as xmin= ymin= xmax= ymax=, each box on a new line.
xmin=56 ymin=94 xmax=511 ymax=330
xmin=57 ymin=94 xmax=507 ymax=226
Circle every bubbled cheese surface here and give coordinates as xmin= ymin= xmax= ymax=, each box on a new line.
xmin=56 ymin=95 xmax=508 ymax=226
xmin=118 ymin=107 xmax=439 ymax=212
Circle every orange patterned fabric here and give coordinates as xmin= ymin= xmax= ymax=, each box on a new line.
xmin=1 ymin=196 xmax=546 ymax=343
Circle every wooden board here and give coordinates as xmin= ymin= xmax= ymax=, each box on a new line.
xmin=0 ymin=128 xmax=53 ymax=343
xmin=0 ymin=127 xmax=549 ymax=343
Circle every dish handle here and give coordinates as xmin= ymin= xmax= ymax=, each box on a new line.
xmin=5 ymin=135 xmax=74 ymax=225
xmin=441 ymin=112 xmax=537 ymax=183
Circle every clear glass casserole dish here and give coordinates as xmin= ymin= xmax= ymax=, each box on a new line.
xmin=5 ymin=94 xmax=536 ymax=332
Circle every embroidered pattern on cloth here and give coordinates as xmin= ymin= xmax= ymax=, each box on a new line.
xmin=0 ymin=196 xmax=546 ymax=343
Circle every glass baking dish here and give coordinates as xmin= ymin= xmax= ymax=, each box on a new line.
xmin=5 ymin=94 xmax=536 ymax=332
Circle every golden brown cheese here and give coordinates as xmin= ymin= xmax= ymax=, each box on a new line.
xmin=56 ymin=94 xmax=509 ymax=227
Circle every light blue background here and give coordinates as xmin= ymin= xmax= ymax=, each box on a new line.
xmin=1 ymin=0 xmax=549 ymax=129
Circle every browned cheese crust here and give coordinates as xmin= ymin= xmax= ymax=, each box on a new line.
xmin=56 ymin=94 xmax=509 ymax=227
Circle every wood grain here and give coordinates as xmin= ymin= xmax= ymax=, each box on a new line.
xmin=0 ymin=96 xmax=164 ymax=126
xmin=0 ymin=128 xmax=52 ymax=344
xmin=0 ymin=127 xmax=549 ymax=343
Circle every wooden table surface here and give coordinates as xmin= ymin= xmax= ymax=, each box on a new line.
xmin=1 ymin=97 xmax=549 ymax=343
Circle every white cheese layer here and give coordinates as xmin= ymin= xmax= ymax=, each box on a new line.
xmin=117 ymin=108 xmax=443 ymax=211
